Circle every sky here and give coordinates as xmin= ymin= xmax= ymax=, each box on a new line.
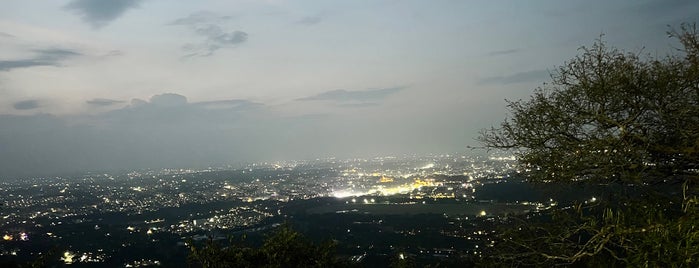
xmin=0 ymin=0 xmax=697 ymax=178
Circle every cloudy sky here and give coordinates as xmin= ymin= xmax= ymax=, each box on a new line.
xmin=0 ymin=0 xmax=697 ymax=178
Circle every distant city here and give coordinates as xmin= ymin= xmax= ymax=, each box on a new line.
xmin=0 ymin=154 xmax=599 ymax=266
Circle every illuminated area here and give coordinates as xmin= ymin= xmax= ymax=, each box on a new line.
xmin=62 ymin=251 xmax=75 ymax=264
xmin=332 ymin=190 xmax=364 ymax=198
xmin=333 ymin=176 xmax=440 ymax=199
xmin=0 ymin=153 xmax=533 ymax=265
xmin=19 ymin=232 xmax=28 ymax=241
xmin=379 ymin=176 xmax=394 ymax=183
xmin=420 ymin=163 xmax=435 ymax=169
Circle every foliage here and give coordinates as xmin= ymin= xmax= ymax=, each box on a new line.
xmin=479 ymin=25 xmax=699 ymax=184
xmin=0 ymin=247 xmax=61 ymax=268
xmin=480 ymin=183 xmax=699 ymax=267
xmin=478 ymin=23 xmax=699 ymax=267
xmin=187 ymin=224 xmax=347 ymax=268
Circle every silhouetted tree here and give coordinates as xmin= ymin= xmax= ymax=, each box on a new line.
xmin=188 ymin=225 xmax=347 ymax=268
xmin=478 ymin=23 xmax=699 ymax=267
xmin=479 ymin=26 xmax=698 ymax=184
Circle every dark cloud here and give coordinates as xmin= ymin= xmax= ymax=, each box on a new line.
xmin=0 ymin=59 xmax=55 ymax=71
xmin=100 ymin=93 xmax=265 ymax=126
xmin=488 ymin=49 xmax=520 ymax=56
xmin=0 ymin=114 xmax=76 ymax=178
xmin=0 ymin=32 xmax=15 ymax=38
xmin=33 ymin=48 xmax=82 ymax=60
xmin=86 ymin=98 xmax=125 ymax=106
xmin=0 ymin=92 xmax=460 ymax=179
xmin=13 ymin=100 xmax=40 ymax=110
xmin=296 ymin=16 xmax=322 ymax=25
xmin=65 ymin=0 xmax=142 ymax=29
xmin=0 ymin=48 xmax=82 ymax=72
xmin=130 ymin=98 xmax=148 ymax=106
xmin=171 ymin=11 xmax=247 ymax=57
xmin=478 ymin=69 xmax=550 ymax=85
xmin=183 ymin=25 xmax=248 ymax=57
xmin=0 ymin=95 xmax=270 ymax=178
xmin=195 ymin=25 xmax=247 ymax=45
xmin=298 ymin=86 xmax=406 ymax=102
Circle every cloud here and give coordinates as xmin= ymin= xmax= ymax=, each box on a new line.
xmin=336 ymin=102 xmax=380 ymax=108
xmin=149 ymin=93 xmax=187 ymax=107
xmin=170 ymin=11 xmax=248 ymax=57
xmin=100 ymin=93 xmax=266 ymax=125
xmin=169 ymin=11 xmax=232 ymax=26
xmin=296 ymin=15 xmax=322 ymax=25
xmin=0 ymin=94 xmax=274 ymax=178
xmin=13 ymin=100 xmax=41 ymax=110
xmin=298 ymin=86 xmax=406 ymax=102
xmin=130 ymin=98 xmax=148 ymax=106
xmin=193 ymin=99 xmax=262 ymax=110
xmin=478 ymin=69 xmax=551 ymax=85
xmin=0 ymin=59 xmax=55 ymax=71
xmin=86 ymin=98 xmax=125 ymax=106
xmin=195 ymin=25 xmax=247 ymax=45
xmin=488 ymin=49 xmax=520 ymax=56
xmin=33 ymin=48 xmax=82 ymax=60
xmin=65 ymin=0 xmax=143 ymax=29
xmin=183 ymin=25 xmax=248 ymax=57
xmin=0 ymin=32 xmax=15 ymax=38
xmin=0 ymin=92 xmax=459 ymax=178
xmin=0 ymin=48 xmax=82 ymax=72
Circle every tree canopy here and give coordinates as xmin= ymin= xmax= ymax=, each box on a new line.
xmin=187 ymin=225 xmax=346 ymax=268
xmin=479 ymin=24 xmax=699 ymax=184
xmin=478 ymin=24 xmax=699 ymax=267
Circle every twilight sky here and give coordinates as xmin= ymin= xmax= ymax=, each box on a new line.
xmin=0 ymin=0 xmax=697 ymax=178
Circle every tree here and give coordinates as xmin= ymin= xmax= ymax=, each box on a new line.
xmin=479 ymin=25 xmax=699 ymax=184
xmin=478 ymin=24 xmax=699 ymax=267
xmin=187 ymin=225 xmax=347 ymax=268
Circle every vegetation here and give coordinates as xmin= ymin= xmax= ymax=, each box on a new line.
xmin=478 ymin=24 xmax=699 ymax=267
xmin=187 ymin=225 xmax=347 ymax=268
xmin=0 ymin=247 xmax=60 ymax=268
xmin=479 ymin=26 xmax=698 ymax=184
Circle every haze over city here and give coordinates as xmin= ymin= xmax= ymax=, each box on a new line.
xmin=1 ymin=0 xmax=697 ymax=178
